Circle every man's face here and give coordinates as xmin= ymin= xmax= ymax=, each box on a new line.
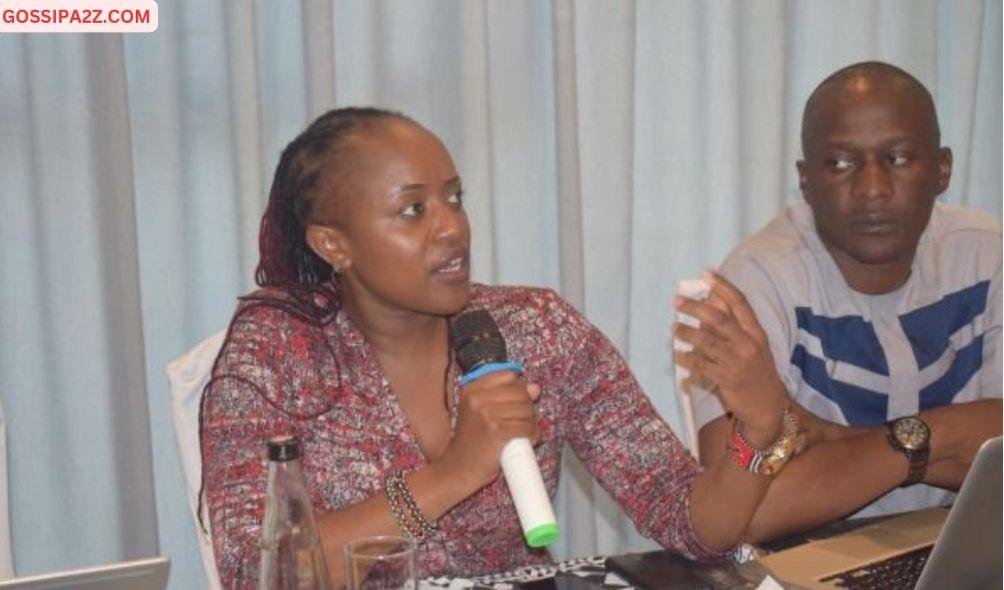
xmin=797 ymin=80 xmax=952 ymax=291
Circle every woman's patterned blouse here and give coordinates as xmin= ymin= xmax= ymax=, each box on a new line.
xmin=201 ymin=283 xmax=720 ymax=588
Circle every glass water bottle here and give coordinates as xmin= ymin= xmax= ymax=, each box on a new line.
xmin=258 ymin=435 xmax=333 ymax=590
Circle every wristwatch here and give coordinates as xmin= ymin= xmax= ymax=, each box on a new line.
xmin=885 ymin=416 xmax=931 ymax=487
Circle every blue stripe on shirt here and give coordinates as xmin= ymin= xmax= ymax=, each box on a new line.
xmin=898 ymin=281 xmax=990 ymax=370
xmin=795 ymin=307 xmax=889 ymax=375
xmin=790 ymin=344 xmax=889 ymax=426
xmin=919 ymin=336 xmax=984 ymax=410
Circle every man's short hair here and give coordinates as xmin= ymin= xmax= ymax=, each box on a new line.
xmin=800 ymin=61 xmax=941 ymax=155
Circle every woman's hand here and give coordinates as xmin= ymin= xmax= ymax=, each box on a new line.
xmin=433 ymin=371 xmax=541 ymax=491
xmin=673 ymin=272 xmax=786 ymax=447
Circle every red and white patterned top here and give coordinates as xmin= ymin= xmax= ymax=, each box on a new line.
xmin=201 ymin=283 xmax=719 ymax=589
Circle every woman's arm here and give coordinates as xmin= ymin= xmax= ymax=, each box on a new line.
xmin=550 ymin=290 xmax=728 ymax=561
xmin=673 ymin=272 xmax=790 ymax=550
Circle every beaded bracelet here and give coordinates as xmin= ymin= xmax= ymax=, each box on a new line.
xmin=384 ymin=472 xmax=417 ymax=539
xmin=729 ymin=407 xmax=800 ymax=476
xmin=391 ymin=473 xmax=438 ymax=537
xmin=384 ymin=471 xmax=438 ymax=540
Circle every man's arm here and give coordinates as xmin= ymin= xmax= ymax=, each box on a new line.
xmin=698 ymin=398 xmax=1002 ymax=542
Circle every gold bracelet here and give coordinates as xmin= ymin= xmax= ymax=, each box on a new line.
xmin=730 ymin=407 xmax=801 ymax=476
xmin=756 ymin=409 xmax=801 ymax=476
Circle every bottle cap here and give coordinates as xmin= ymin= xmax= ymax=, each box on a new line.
xmin=524 ymin=522 xmax=560 ymax=547
xmin=267 ymin=434 xmax=301 ymax=461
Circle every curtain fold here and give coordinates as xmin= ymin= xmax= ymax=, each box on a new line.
xmin=1 ymin=33 xmax=159 ymax=574
xmin=0 ymin=2 xmax=999 ymax=588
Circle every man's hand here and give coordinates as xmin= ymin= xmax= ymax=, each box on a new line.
xmin=922 ymin=459 xmax=971 ymax=490
xmin=921 ymin=399 xmax=1002 ymax=485
xmin=787 ymin=401 xmax=851 ymax=448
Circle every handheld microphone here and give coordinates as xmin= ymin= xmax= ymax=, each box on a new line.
xmin=451 ymin=309 xmax=560 ymax=548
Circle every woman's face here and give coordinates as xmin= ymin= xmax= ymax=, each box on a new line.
xmin=316 ymin=119 xmax=471 ymax=317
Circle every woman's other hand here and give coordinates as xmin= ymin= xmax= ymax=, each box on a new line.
xmin=672 ymin=272 xmax=786 ymax=446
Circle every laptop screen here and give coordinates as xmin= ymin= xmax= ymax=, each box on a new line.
xmin=915 ymin=436 xmax=1002 ymax=590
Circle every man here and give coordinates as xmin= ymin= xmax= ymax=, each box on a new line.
xmin=677 ymin=61 xmax=1001 ymax=542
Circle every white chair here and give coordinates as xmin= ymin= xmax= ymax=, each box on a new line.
xmin=671 ymin=350 xmax=702 ymax=459
xmin=0 ymin=399 xmax=13 ymax=580
xmin=676 ymin=385 xmax=701 ymax=459
xmin=166 ymin=330 xmax=227 ymax=590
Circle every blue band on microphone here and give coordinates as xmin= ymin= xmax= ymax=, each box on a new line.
xmin=459 ymin=361 xmax=524 ymax=386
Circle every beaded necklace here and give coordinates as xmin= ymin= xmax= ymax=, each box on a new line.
xmin=447 ymin=357 xmax=462 ymax=434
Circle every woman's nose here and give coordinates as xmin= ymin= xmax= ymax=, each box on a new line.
xmin=431 ymin=200 xmax=468 ymax=242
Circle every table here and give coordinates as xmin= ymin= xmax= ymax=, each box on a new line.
xmin=419 ymin=512 xmax=945 ymax=590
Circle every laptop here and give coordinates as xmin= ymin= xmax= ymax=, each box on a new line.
xmin=758 ymin=436 xmax=1002 ymax=590
xmin=0 ymin=557 xmax=169 ymax=590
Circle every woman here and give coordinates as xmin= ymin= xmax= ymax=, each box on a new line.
xmin=200 ymin=107 xmax=794 ymax=588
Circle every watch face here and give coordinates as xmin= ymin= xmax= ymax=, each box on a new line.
xmin=893 ymin=417 xmax=930 ymax=450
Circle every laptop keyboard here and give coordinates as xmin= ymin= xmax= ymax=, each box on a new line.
xmin=819 ymin=545 xmax=934 ymax=589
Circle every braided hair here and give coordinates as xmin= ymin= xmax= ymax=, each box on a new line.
xmin=255 ymin=106 xmax=413 ymax=288
xmin=198 ymin=108 xmax=416 ymax=532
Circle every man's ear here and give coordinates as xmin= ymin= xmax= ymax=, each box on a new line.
xmin=305 ymin=224 xmax=351 ymax=272
xmin=796 ymin=160 xmax=808 ymax=193
xmin=936 ymin=147 xmax=953 ymax=195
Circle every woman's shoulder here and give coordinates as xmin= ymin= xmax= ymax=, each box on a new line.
xmin=234 ymin=284 xmax=340 ymax=326
xmin=210 ymin=285 xmax=342 ymax=417
xmin=215 ymin=285 xmax=337 ymax=371
xmin=469 ymin=283 xmax=580 ymax=319
xmin=468 ymin=283 xmax=594 ymax=351
xmin=469 ymin=282 xmax=554 ymax=304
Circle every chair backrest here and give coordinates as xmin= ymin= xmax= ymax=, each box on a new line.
xmin=675 ymin=385 xmax=700 ymax=459
xmin=165 ymin=331 xmax=226 ymax=590
xmin=672 ymin=359 xmax=701 ymax=458
xmin=0 ymin=399 xmax=13 ymax=580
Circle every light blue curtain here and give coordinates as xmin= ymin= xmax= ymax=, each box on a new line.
xmin=0 ymin=1 xmax=999 ymax=588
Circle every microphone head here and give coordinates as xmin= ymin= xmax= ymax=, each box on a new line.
xmin=451 ymin=309 xmax=509 ymax=373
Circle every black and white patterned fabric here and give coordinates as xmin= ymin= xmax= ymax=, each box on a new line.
xmin=418 ymin=548 xmax=786 ymax=590
xmin=420 ymin=556 xmax=636 ymax=590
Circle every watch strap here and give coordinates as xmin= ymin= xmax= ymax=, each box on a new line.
xmin=885 ymin=419 xmax=930 ymax=487
xmin=903 ymin=446 xmax=929 ymax=487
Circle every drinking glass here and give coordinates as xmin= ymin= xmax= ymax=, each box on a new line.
xmin=344 ymin=535 xmax=417 ymax=590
